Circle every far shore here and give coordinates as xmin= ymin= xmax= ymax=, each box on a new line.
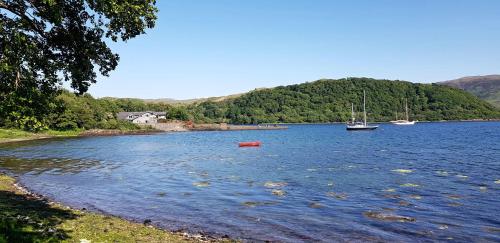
xmin=1 ymin=119 xmax=498 ymax=145
xmin=261 ymin=118 xmax=500 ymax=125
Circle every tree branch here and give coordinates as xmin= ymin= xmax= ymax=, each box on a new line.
xmin=0 ymin=2 xmax=46 ymax=38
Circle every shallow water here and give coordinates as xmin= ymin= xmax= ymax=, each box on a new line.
xmin=1 ymin=122 xmax=499 ymax=242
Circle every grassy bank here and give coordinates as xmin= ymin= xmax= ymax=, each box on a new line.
xmin=0 ymin=129 xmax=82 ymax=144
xmin=0 ymin=127 xmax=161 ymax=144
xmin=0 ymin=173 xmax=203 ymax=243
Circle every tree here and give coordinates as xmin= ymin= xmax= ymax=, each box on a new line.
xmin=0 ymin=0 xmax=158 ymax=129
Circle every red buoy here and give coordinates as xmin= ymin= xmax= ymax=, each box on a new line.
xmin=238 ymin=141 xmax=262 ymax=147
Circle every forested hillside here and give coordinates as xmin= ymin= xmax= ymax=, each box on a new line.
xmin=191 ymin=78 xmax=500 ymax=124
xmin=1 ymin=78 xmax=499 ymax=131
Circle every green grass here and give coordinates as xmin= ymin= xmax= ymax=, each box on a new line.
xmin=0 ymin=126 xmax=162 ymax=144
xmin=42 ymin=129 xmax=83 ymax=137
xmin=0 ymin=174 xmax=200 ymax=243
xmin=0 ymin=129 xmax=33 ymax=140
xmin=0 ymin=128 xmax=82 ymax=142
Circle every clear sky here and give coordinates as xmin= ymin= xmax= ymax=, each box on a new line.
xmin=87 ymin=0 xmax=500 ymax=99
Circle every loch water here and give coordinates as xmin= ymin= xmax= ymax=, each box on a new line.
xmin=0 ymin=122 xmax=499 ymax=242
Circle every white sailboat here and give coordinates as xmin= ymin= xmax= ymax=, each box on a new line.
xmin=391 ymin=98 xmax=416 ymax=125
xmin=346 ymin=90 xmax=378 ymax=130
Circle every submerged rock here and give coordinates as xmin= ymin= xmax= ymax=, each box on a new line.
xmin=447 ymin=195 xmax=462 ymax=200
xmin=326 ymin=192 xmax=347 ymax=200
xmin=392 ymin=169 xmax=413 ymax=174
xmin=436 ymin=171 xmax=449 ymax=176
xmin=242 ymin=201 xmax=259 ymax=207
xmin=398 ymin=200 xmax=411 ymax=206
xmin=309 ymin=202 xmax=323 ymax=209
xmin=438 ymin=224 xmax=449 ymax=230
xmin=383 ymin=194 xmax=401 ymax=199
xmin=400 ymin=183 xmax=420 ymax=187
xmin=242 ymin=201 xmax=277 ymax=208
xmin=483 ymin=227 xmax=500 ymax=233
xmin=447 ymin=202 xmax=463 ymax=207
xmin=156 ymin=192 xmax=167 ymax=197
xmin=247 ymin=180 xmax=255 ymax=187
xmin=193 ymin=181 xmax=210 ymax=187
xmin=271 ymin=189 xmax=286 ymax=197
xmin=363 ymin=211 xmax=416 ymax=222
xmin=264 ymin=181 xmax=287 ymax=188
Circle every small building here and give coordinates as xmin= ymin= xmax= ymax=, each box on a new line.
xmin=117 ymin=111 xmax=166 ymax=124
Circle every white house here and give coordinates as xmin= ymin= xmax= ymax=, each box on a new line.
xmin=117 ymin=111 xmax=166 ymax=124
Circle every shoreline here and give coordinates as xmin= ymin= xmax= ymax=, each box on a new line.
xmin=0 ymin=128 xmax=163 ymax=145
xmin=1 ymin=119 xmax=499 ymax=145
xmin=0 ymin=172 xmax=230 ymax=242
xmin=262 ymin=118 xmax=500 ymax=125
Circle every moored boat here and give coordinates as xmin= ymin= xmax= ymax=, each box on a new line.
xmin=239 ymin=141 xmax=262 ymax=147
xmin=346 ymin=90 xmax=378 ymax=131
xmin=391 ymin=98 xmax=416 ymax=125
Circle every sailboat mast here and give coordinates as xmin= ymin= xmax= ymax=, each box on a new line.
xmin=363 ymin=90 xmax=367 ymax=126
xmin=405 ymin=98 xmax=409 ymax=121
xmin=351 ymin=103 xmax=355 ymax=123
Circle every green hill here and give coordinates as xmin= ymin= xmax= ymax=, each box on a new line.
xmin=438 ymin=75 xmax=500 ymax=108
xmin=192 ymin=78 xmax=500 ymax=124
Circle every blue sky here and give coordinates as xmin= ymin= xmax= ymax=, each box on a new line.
xmin=88 ymin=0 xmax=500 ymax=99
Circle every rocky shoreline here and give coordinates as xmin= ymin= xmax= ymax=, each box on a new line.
xmin=0 ymin=172 xmax=232 ymax=242
xmin=149 ymin=121 xmax=288 ymax=132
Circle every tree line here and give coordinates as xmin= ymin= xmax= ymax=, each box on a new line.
xmin=1 ymin=78 xmax=499 ymax=131
xmin=0 ymin=90 xmax=191 ymax=131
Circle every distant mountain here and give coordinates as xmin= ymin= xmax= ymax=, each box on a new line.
xmin=100 ymin=93 xmax=245 ymax=105
xmin=438 ymin=75 xmax=500 ymax=107
xmin=141 ymin=93 xmax=245 ymax=104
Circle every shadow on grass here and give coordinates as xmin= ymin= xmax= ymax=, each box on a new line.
xmin=0 ymin=189 xmax=77 ymax=242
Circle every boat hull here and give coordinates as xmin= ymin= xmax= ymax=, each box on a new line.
xmin=392 ymin=121 xmax=416 ymax=125
xmin=346 ymin=125 xmax=378 ymax=131
xmin=239 ymin=141 xmax=262 ymax=147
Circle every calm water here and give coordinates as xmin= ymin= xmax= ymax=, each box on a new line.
xmin=1 ymin=122 xmax=499 ymax=242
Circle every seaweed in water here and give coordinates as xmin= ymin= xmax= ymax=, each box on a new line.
xmin=363 ymin=211 xmax=416 ymax=222
xmin=242 ymin=201 xmax=277 ymax=208
xmin=271 ymin=189 xmax=286 ymax=197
